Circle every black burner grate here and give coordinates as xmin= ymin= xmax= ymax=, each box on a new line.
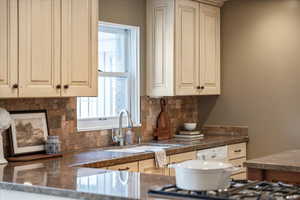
xmin=148 ymin=181 xmax=300 ymax=200
xmin=148 ymin=184 xmax=231 ymax=200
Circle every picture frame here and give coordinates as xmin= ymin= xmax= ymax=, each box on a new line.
xmin=9 ymin=110 xmax=49 ymax=156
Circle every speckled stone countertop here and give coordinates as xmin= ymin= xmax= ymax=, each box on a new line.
xmin=0 ymin=134 xmax=248 ymax=200
xmin=245 ymin=149 xmax=300 ymax=173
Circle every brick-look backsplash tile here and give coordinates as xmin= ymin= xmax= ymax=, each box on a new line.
xmin=0 ymin=96 xmax=201 ymax=155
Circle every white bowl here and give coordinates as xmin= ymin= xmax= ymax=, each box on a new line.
xmin=170 ymin=160 xmax=238 ymax=191
xmin=184 ymin=123 xmax=197 ymax=131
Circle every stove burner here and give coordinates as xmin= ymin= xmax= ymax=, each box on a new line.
xmin=148 ymin=180 xmax=300 ymax=200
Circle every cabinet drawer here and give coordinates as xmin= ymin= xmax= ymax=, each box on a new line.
xmin=108 ymin=162 xmax=138 ymax=172
xmin=228 ymin=143 xmax=246 ymax=160
xmin=230 ymin=157 xmax=246 ymax=174
xmin=169 ymin=151 xmax=196 ymax=163
xmin=139 ymin=159 xmax=169 ymax=176
xmin=231 ymin=172 xmax=247 ymax=180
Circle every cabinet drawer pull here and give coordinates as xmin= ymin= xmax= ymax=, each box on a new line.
xmin=118 ymin=167 xmax=130 ymax=171
xmin=234 ymin=149 xmax=242 ymax=153
xmin=56 ymin=85 xmax=61 ymax=89
xmin=64 ymin=85 xmax=69 ymax=89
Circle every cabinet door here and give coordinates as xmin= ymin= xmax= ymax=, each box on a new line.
xmin=0 ymin=0 xmax=18 ymax=98
xmin=19 ymin=0 xmax=61 ymax=97
xmin=146 ymin=0 xmax=175 ymax=97
xmin=175 ymin=0 xmax=200 ymax=95
xmin=199 ymin=4 xmax=220 ymax=95
xmin=61 ymin=0 xmax=98 ymax=97
xmin=139 ymin=159 xmax=169 ymax=176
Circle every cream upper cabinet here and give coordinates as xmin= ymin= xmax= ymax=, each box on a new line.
xmin=199 ymin=4 xmax=220 ymax=95
xmin=61 ymin=0 xmax=98 ymax=97
xmin=0 ymin=0 xmax=18 ymax=98
xmin=175 ymin=0 xmax=200 ymax=95
xmin=19 ymin=0 xmax=61 ymax=97
xmin=0 ymin=0 xmax=98 ymax=98
xmin=147 ymin=0 xmax=221 ymax=97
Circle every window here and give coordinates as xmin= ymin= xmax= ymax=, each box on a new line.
xmin=77 ymin=22 xmax=140 ymax=131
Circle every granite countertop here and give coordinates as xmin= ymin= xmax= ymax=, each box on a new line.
xmin=0 ymin=134 xmax=248 ymax=200
xmin=244 ymin=149 xmax=300 ymax=173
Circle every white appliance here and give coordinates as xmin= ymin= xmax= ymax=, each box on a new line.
xmin=197 ymin=146 xmax=228 ymax=162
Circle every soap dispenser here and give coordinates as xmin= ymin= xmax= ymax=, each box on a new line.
xmin=125 ymin=128 xmax=135 ymax=145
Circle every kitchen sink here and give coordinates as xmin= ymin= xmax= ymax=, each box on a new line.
xmin=105 ymin=143 xmax=182 ymax=153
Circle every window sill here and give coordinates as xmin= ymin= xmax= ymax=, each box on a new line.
xmin=77 ymin=123 xmax=142 ymax=132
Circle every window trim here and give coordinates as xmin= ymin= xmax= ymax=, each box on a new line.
xmin=77 ymin=21 xmax=141 ymax=132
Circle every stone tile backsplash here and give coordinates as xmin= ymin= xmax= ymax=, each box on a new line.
xmin=0 ymin=96 xmax=201 ymax=155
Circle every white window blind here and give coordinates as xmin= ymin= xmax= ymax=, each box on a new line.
xmin=77 ymin=22 xmax=140 ymax=131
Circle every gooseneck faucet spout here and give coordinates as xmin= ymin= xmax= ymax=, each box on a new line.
xmin=115 ymin=109 xmax=133 ymax=146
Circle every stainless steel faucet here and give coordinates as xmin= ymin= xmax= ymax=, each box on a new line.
xmin=112 ymin=109 xmax=133 ymax=146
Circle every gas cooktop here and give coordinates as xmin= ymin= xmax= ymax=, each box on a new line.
xmin=148 ymin=180 xmax=300 ymax=200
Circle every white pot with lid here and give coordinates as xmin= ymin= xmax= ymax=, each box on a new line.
xmin=170 ymin=160 xmax=239 ymax=191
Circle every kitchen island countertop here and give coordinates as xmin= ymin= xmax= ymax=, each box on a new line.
xmin=245 ymin=149 xmax=300 ymax=173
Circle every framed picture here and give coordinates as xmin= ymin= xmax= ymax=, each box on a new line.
xmin=9 ymin=110 xmax=49 ymax=155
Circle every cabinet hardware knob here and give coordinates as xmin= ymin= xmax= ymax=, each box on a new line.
xmin=197 ymin=86 xmax=205 ymax=90
xmin=64 ymin=85 xmax=69 ymax=89
xmin=12 ymin=84 xmax=18 ymax=89
xmin=56 ymin=85 xmax=61 ymax=89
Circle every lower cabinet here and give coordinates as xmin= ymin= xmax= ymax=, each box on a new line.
xmin=139 ymin=159 xmax=169 ymax=176
xmin=228 ymin=143 xmax=247 ymax=180
xmin=86 ymin=143 xmax=247 ymax=179
xmin=102 ymin=151 xmax=197 ymax=176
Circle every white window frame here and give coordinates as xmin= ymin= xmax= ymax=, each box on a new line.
xmin=77 ymin=21 xmax=141 ymax=132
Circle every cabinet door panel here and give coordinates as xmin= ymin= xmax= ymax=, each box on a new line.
xmin=200 ymin=4 xmax=220 ymax=95
xmin=19 ymin=0 xmax=61 ymax=97
xmin=139 ymin=159 xmax=169 ymax=176
xmin=61 ymin=0 xmax=98 ymax=97
xmin=175 ymin=0 xmax=199 ymax=95
xmin=147 ymin=0 xmax=174 ymax=96
xmin=0 ymin=0 xmax=18 ymax=98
